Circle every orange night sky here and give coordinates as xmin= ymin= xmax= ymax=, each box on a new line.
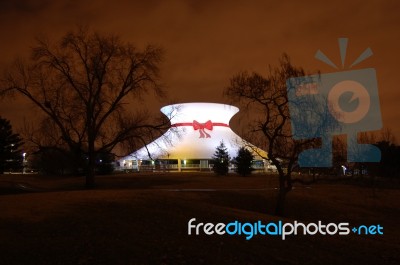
xmin=0 ymin=0 xmax=399 ymax=141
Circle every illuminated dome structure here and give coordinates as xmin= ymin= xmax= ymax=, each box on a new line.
xmin=118 ymin=102 xmax=269 ymax=171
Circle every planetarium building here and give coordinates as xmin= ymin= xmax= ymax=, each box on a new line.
xmin=117 ymin=102 xmax=272 ymax=172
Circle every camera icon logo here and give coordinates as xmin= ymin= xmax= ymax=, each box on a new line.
xmin=286 ymin=38 xmax=382 ymax=167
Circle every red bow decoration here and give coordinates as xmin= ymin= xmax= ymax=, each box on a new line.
xmin=193 ymin=120 xmax=213 ymax=138
xmin=171 ymin=121 xmax=229 ymax=138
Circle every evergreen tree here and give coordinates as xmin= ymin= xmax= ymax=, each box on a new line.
xmin=233 ymin=147 xmax=254 ymax=176
xmin=96 ymin=152 xmax=115 ymax=175
xmin=0 ymin=117 xmax=24 ymax=173
xmin=212 ymin=141 xmax=230 ymax=175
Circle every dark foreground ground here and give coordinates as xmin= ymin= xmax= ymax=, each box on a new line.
xmin=0 ymin=172 xmax=399 ymax=265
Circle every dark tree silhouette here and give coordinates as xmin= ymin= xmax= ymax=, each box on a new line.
xmin=96 ymin=151 xmax=115 ymax=175
xmin=212 ymin=141 xmax=230 ymax=175
xmin=225 ymin=54 xmax=319 ymax=215
xmin=0 ymin=117 xmax=24 ymax=173
xmin=374 ymin=141 xmax=400 ymax=179
xmin=233 ymin=147 xmax=254 ymax=176
xmin=28 ymin=146 xmax=78 ymax=175
xmin=1 ymin=27 xmax=168 ymax=188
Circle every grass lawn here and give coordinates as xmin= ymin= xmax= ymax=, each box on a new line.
xmin=0 ymin=172 xmax=399 ymax=265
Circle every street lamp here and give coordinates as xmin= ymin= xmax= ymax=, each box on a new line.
xmin=22 ymin=152 xmax=27 ymax=174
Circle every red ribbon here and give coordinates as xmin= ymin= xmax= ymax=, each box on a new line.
xmin=172 ymin=120 xmax=229 ymax=138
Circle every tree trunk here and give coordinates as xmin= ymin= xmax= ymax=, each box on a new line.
xmin=274 ymin=173 xmax=292 ymax=216
xmin=85 ymin=127 xmax=96 ymax=189
xmin=85 ymin=155 xmax=96 ymax=189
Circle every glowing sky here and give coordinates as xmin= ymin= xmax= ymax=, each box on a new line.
xmin=0 ymin=0 xmax=399 ymax=140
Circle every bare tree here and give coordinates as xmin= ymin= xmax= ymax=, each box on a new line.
xmin=225 ymin=54 xmax=319 ymax=215
xmin=1 ymin=27 xmax=169 ymax=188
